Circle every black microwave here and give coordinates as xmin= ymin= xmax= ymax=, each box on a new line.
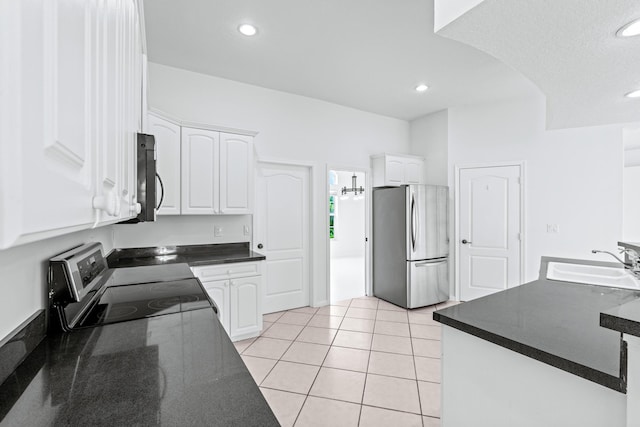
xmin=121 ymin=133 xmax=163 ymax=223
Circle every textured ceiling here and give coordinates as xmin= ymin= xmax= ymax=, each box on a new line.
xmin=142 ymin=0 xmax=538 ymax=121
xmin=436 ymin=0 xmax=640 ymax=129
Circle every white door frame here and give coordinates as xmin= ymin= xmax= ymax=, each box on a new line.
xmin=325 ymin=164 xmax=372 ymax=301
xmin=254 ymin=157 xmax=315 ymax=308
xmin=454 ymin=161 xmax=526 ymax=300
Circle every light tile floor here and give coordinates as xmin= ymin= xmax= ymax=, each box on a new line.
xmin=234 ymin=296 xmax=461 ymax=427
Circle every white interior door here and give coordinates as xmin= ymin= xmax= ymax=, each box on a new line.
xmin=255 ymin=162 xmax=311 ymax=313
xmin=458 ymin=164 xmax=522 ymax=301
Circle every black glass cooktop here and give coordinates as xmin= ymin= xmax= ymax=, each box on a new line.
xmin=79 ymin=278 xmax=212 ymax=328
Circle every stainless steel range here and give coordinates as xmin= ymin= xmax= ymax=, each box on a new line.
xmin=48 ymin=243 xmax=215 ymax=331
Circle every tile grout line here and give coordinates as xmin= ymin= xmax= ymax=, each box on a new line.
xmin=291 ymin=298 xmax=355 ymax=426
xmin=252 ymin=299 xmax=447 ymax=426
xmin=408 ymin=321 xmax=426 ymax=422
xmin=358 ymin=303 xmax=375 ymax=426
xmin=261 ymin=307 xmax=319 ymax=427
xmin=255 ymin=309 xmax=317 ymax=391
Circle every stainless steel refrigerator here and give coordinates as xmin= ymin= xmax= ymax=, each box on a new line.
xmin=373 ymin=185 xmax=449 ymax=309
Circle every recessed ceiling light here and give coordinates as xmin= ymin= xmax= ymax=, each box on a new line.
xmin=616 ymin=18 xmax=640 ymax=37
xmin=238 ymin=24 xmax=257 ymax=36
xmin=625 ymin=89 xmax=640 ymax=98
xmin=415 ymin=84 xmax=429 ymax=93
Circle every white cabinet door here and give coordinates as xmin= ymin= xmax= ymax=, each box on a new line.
xmin=118 ymin=0 xmax=140 ymax=220
xmin=385 ymin=157 xmax=405 ymax=185
xmin=0 ymin=0 xmax=144 ymax=248
xmin=230 ymin=276 xmax=262 ymax=340
xmin=148 ymin=114 xmax=181 ymax=215
xmin=219 ymin=133 xmax=253 ymax=214
xmin=372 ymin=154 xmax=425 ymax=188
xmin=404 ymin=159 xmax=423 ymax=185
xmin=181 ymin=127 xmax=219 ymax=214
xmin=202 ymin=279 xmax=230 ymax=334
xmin=12 ymin=0 xmax=97 ymax=244
xmin=94 ymin=0 xmax=123 ymax=224
xmin=93 ymin=0 xmax=140 ymax=224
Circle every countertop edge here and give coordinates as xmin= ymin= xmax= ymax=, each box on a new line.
xmin=106 ymin=244 xmax=266 ymax=268
xmin=601 ymin=311 xmax=640 ymax=338
xmin=434 ymin=311 xmax=626 ymax=393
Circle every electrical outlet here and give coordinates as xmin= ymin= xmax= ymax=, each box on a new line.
xmin=244 ymin=225 xmax=250 ymax=236
xmin=214 ymin=226 xmax=223 ymax=237
xmin=546 ymin=224 xmax=559 ymax=233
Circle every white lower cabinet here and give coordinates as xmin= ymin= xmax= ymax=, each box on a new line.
xmin=201 ymin=279 xmax=230 ymax=334
xmin=192 ymin=261 xmax=263 ymax=342
xmin=230 ymin=276 xmax=262 ymax=340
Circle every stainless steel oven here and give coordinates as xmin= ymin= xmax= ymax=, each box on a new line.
xmin=48 ymin=243 xmax=216 ymax=332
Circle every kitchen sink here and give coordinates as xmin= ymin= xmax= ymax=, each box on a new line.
xmin=546 ymin=262 xmax=640 ymax=290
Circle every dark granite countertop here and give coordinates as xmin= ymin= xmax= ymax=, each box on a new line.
xmin=0 ymin=308 xmax=278 ymax=426
xmin=107 ymin=242 xmax=266 ymax=268
xmin=434 ymin=279 xmax=640 ymax=392
xmin=601 ymin=298 xmax=640 ymax=338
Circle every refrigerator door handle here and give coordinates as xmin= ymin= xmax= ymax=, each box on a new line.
xmin=411 ymin=193 xmax=416 ymax=252
xmin=415 ymin=260 xmax=447 ymax=267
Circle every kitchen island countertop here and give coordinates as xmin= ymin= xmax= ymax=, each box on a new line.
xmin=434 ymin=279 xmax=640 ymax=392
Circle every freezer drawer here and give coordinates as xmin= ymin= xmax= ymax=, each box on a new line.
xmin=407 ymin=259 xmax=449 ymax=308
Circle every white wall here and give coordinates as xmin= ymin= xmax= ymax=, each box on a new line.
xmin=623 ymin=166 xmax=640 ymax=241
xmin=410 ymin=109 xmax=448 ymax=185
xmin=0 ymin=227 xmax=114 ymax=341
xmin=434 ymin=0 xmax=485 ymax=31
xmin=623 ymin=127 xmax=640 ymax=241
xmin=114 ymin=215 xmax=252 ymax=248
xmin=446 ymin=94 xmax=625 ymax=284
xmin=145 ymin=63 xmax=410 ymax=306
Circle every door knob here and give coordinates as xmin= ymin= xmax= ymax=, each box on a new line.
xmin=461 ymin=239 xmax=472 ymax=244
xmin=257 ymin=243 xmax=263 ymax=249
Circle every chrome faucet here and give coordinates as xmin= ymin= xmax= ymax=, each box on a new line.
xmin=592 ymin=248 xmax=640 ymax=275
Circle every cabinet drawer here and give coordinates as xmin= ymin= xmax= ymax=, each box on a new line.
xmin=192 ymin=261 xmax=262 ymax=280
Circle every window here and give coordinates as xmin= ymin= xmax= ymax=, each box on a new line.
xmin=329 ymin=194 xmax=336 ymax=239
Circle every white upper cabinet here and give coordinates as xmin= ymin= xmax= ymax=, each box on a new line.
xmin=404 ymin=157 xmax=423 ymax=185
xmin=371 ymin=153 xmax=425 ymax=187
xmin=181 ymin=127 xmax=220 ymax=214
xmin=385 ymin=157 xmax=405 ymax=185
xmin=219 ymin=133 xmax=253 ymax=214
xmin=181 ymin=126 xmax=253 ymax=215
xmin=0 ymin=0 xmax=145 ymax=249
xmin=148 ymin=114 xmax=181 ymax=215
xmin=94 ymin=0 xmax=143 ymax=225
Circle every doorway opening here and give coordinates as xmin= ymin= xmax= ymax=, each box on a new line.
xmin=328 ymin=169 xmax=367 ymax=303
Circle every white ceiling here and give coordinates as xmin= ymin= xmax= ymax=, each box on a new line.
xmin=436 ymin=0 xmax=640 ymax=129
xmin=142 ymin=0 xmax=538 ymax=122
